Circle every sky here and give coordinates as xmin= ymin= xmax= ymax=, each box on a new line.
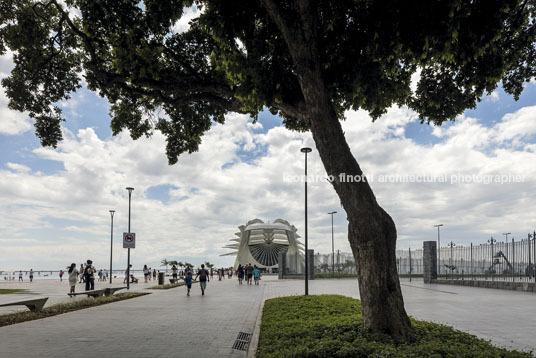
xmin=1 ymin=20 xmax=536 ymax=272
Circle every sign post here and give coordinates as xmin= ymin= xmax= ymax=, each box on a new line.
xmin=123 ymin=233 xmax=136 ymax=249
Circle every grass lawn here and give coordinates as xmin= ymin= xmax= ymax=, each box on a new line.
xmin=0 ymin=292 xmax=148 ymax=327
xmin=256 ymin=295 xmax=531 ymax=358
xmin=0 ymin=289 xmax=28 ymax=294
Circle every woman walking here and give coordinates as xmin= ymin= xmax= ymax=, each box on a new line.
xmin=143 ymin=264 xmax=149 ymax=283
xmin=237 ymin=265 xmax=244 ymax=285
xmin=79 ymin=263 xmax=85 ymax=283
xmin=68 ymin=263 xmax=79 ymax=294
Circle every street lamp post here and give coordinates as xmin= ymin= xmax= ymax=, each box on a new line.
xmin=502 ymin=232 xmax=511 ymax=242
xmin=126 ymin=187 xmax=134 ymax=290
xmin=109 ymin=210 xmax=115 ymax=284
xmin=301 ymin=147 xmax=312 ymax=296
xmin=328 ymin=211 xmax=337 ymax=276
xmin=434 ymin=224 xmax=443 ymax=276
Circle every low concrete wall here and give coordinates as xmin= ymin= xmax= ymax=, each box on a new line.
xmin=432 ymin=279 xmax=536 ymax=292
xmin=279 ymin=275 xmax=305 ymax=280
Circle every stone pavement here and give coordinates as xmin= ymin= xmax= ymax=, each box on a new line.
xmin=1 ymin=276 xmax=535 ymax=357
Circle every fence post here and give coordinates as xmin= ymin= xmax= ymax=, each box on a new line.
xmin=528 ymin=233 xmax=531 ymax=280
xmin=409 ymin=247 xmax=412 ymax=283
xmin=512 ymin=238 xmax=515 ymax=282
xmin=470 ymin=243 xmax=473 ymax=281
xmin=423 ymin=241 xmax=437 ymax=283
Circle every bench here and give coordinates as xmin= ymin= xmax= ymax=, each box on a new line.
xmin=0 ymin=297 xmax=49 ymax=312
xmin=104 ymin=287 xmax=127 ymax=296
xmin=68 ymin=289 xmax=107 ymax=298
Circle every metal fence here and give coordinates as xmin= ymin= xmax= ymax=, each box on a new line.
xmin=396 ymin=248 xmax=424 ymax=276
xmin=437 ymin=232 xmax=536 ymax=282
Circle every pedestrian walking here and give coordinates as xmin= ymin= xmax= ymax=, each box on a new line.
xmin=143 ymin=264 xmax=149 ymax=283
xmin=152 ymin=269 xmax=157 ymax=280
xmin=79 ymin=263 xmax=85 ymax=283
xmin=84 ymin=260 xmax=96 ymax=291
xmin=68 ymin=263 xmax=79 ymax=294
xmin=195 ymin=264 xmax=210 ymax=295
xmin=246 ymin=264 xmax=254 ymax=285
xmin=254 ymin=266 xmax=261 ymax=285
xmin=171 ymin=265 xmax=178 ymax=281
xmin=148 ymin=267 xmax=152 ymax=280
xmin=124 ymin=264 xmax=132 ymax=283
xmin=184 ymin=271 xmax=193 ymax=296
xmin=59 ymin=270 xmax=64 ymax=282
xmin=237 ymin=264 xmax=244 ymax=285
xmin=29 ymin=269 xmax=34 ymax=282
xmin=18 ymin=270 xmax=23 ymax=282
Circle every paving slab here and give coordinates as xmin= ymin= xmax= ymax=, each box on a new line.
xmin=1 ymin=276 xmax=535 ymax=357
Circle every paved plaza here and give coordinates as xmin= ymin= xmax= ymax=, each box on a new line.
xmin=0 ymin=276 xmax=535 ymax=357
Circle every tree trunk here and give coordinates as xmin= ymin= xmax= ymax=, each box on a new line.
xmin=262 ymin=0 xmax=412 ymax=338
xmin=300 ymin=67 xmax=412 ymax=338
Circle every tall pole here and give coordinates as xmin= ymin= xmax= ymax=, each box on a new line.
xmin=434 ymin=224 xmax=443 ymax=276
xmin=109 ymin=210 xmax=115 ymax=284
xmin=328 ymin=211 xmax=337 ymax=276
xmin=126 ymin=187 xmax=134 ymax=290
xmin=301 ymin=147 xmax=312 ymax=295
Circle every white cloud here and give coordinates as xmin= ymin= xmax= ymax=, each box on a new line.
xmin=0 ymin=51 xmax=33 ymax=135
xmin=172 ymin=5 xmax=203 ymax=34
xmin=486 ymin=90 xmax=500 ymax=102
xmin=1 ymin=101 xmax=536 ymax=270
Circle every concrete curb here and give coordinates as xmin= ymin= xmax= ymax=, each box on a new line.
xmin=246 ymin=295 xmax=266 ymax=358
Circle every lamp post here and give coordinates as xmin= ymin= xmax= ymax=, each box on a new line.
xmin=502 ymin=232 xmax=511 ymax=242
xmin=109 ymin=210 xmax=115 ymax=284
xmin=301 ymin=147 xmax=312 ymax=295
xmin=328 ymin=211 xmax=337 ymax=276
xmin=126 ymin=187 xmax=134 ymax=290
xmin=434 ymin=224 xmax=443 ymax=276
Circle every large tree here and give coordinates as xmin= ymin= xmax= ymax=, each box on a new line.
xmin=1 ymin=0 xmax=535 ymax=338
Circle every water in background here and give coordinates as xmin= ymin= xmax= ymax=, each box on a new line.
xmin=0 ymin=269 xmax=153 ymax=281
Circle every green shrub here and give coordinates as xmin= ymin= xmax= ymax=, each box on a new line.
xmin=256 ymin=295 xmax=531 ymax=358
xmin=0 ymin=289 xmax=28 ymax=294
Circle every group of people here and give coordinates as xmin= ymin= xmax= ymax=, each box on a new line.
xmin=180 ymin=263 xmax=261 ymax=297
xmin=67 ymin=260 xmax=96 ymax=293
xmin=142 ymin=265 xmax=157 ymax=283
xmin=236 ymin=264 xmax=261 ymax=285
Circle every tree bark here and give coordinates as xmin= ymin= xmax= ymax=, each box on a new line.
xmin=302 ymin=67 xmax=412 ymax=339
xmin=262 ymin=0 xmax=412 ymax=338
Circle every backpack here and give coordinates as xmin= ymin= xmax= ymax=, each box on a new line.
xmin=198 ymin=269 xmax=207 ymax=280
xmin=84 ymin=266 xmax=93 ymax=278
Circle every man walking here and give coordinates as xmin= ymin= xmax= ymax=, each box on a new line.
xmin=84 ymin=260 xmax=96 ymax=291
xmin=195 ymin=264 xmax=210 ymax=296
xmin=246 ymin=264 xmax=254 ymax=285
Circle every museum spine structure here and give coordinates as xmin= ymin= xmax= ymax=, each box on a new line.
xmin=221 ymin=219 xmax=304 ymax=272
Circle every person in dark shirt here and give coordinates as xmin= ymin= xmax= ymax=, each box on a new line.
xmin=195 ymin=264 xmax=210 ymax=295
xmin=246 ymin=264 xmax=254 ymax=285
xmin=184 ymin=271 xmax=193 ymax=296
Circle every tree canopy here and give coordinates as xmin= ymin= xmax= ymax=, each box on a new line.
xmin=1 ymin=0 xmax=534 ymax=163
